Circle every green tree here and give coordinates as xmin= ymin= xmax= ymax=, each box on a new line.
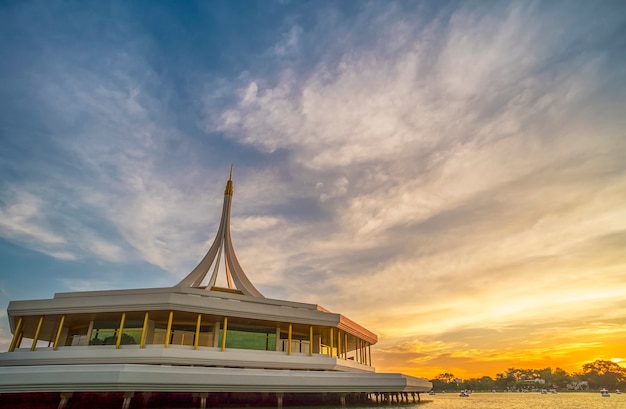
xmin=429 ymin=373 xmax=457 ymax=391
xmin=578 ymin=360 xmax=626 ymax=390
xmin=495 ymin=373 xmax=514 ymax=390
xmin=506 ymin=367 xmax=535 ymax=382
xmin=95 ymin=333 xmax=137 ymax=346
xmin=478 ymin=376 xmax=495 ymax=390
xmin=436 ymin=373 xmax=456 ymax=383
xmin=537 ymin=367 xmax=552 ymax=384
xmin=551 ymin=367 xmax=572 ymax=389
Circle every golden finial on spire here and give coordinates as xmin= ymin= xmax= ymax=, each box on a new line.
xmin=224 ymin=164 xmax=234 ymax=196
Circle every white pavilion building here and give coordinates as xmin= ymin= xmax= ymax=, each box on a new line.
xmin=0 ymin=169 xmax=431 ymax=408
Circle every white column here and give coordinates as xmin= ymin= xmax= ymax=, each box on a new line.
xmin=275 ymin=326 xmax=281 ymax=351
xmin=213 ymin=321 xmax=220 ymax=347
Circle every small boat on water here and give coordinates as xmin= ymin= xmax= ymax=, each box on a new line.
xmin=459 ymin=390 xmax=470 ymax=397
xmin=600 ymin=388 xmax=610 ymax=397
xmin=616 ymin=389 xmax=621 ymax=395
xmin=428 ymin=391 xmax=435 ymax=395
xmin=540 ymin=389 xmax=547 ymax=394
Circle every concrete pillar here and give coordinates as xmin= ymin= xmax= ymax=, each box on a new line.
xmin=86 ymin=320 xmax=95 ymax=345
xmin=198 ymin=392 xmax=208 ymax=409
xmin=213 ymin=321 xmax=220 ymax=347
xmin=275 ymin=326 xmax=281 ymax=351
xmin=276 ymin=392 xmax=284 ymax=409
xmin=142 ymin=392 xmax=152 ymax=408
xmin=58 ymin=327 xmax=69 ymax=347
xmin=145 ymin=320 xmax=155 ymax=346
xmin=58 ymin=392 xmax=73 ymax=409
xmin=122 ymin=391 xmax=134 ymax=409
xmin=313 ymin=334 xmax=322 ymax=354
xmin=339 ymin=393 xmax=346 ymax=406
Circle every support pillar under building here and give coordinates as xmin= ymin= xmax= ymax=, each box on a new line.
xmin=198 ymin=392 xmax=208 ymax=409
xmin=58 ymin=392 xmax=73 ymax=409
xmin=122 ymin=392 xmax=134 ymax=409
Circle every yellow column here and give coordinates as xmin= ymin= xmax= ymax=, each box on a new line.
xmin=8 ymin=317 xmax=24 ymax=352
xmin=360 ymin=340 xmax=364 ymax=364
xmin=211 ymin=321 xmax=219 ymax=348
xmin=165 ymin=311 xmax=174 ymax=348
xmin=309 ymin=326 xmax=313 ymax=357
xmin=329 ymin=328 xmax=334 ymax=357
xmin=194 ymin=314 xmax=202 ymax=350
xmin=221 ymin=317 xmax=228 ymax=352
xmin=53 ymin=315 xmax=65 ymax=350
xmin=337 ymin=330 xmax=342 ymax=359
xmin=368 ymin=343 xmax=372 ymax=366
xmin=139 ymin=312 xmax=149 ymax=349
xmin=287 ymin=324 xmax=292 ymax=355
xmin=115 ymin=312 xmax=126 ymax=349
xmin=30 ymin=316 xmax=44 ymax=351
xmin=361 ymin=340 xmax=365 ymax=363
xmin=86 ymin=320 xmax=95 ymax=344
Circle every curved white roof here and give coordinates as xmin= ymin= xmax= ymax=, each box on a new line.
xmin=176 ymin=166 xmax=263 ymax=297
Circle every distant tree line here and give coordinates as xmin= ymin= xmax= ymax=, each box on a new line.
xmin=429 ymin=360 xmax=626 ymax=391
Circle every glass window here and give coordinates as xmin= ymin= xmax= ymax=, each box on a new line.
xmin=221 ymin=329 xmax=276 ymax=351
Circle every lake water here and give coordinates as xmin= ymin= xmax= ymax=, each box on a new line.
xmin=232 ymin=392 xmax=623 ymax=409
xmin=383 ymin=392 xmax=622 ymax=409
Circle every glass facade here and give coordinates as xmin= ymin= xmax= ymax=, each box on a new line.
xmin=8 ymin=311 xmax=373 ymax=367
xmin=221 ymin=329 xmax=276 ymax=351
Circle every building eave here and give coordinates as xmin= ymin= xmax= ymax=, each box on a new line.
xmin=0 ymin=363 xmax=432 ymax=394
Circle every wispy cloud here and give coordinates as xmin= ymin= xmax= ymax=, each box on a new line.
xmin=0 ymin=191 xmax=67 ymax=246
xmin=200 ymin=1 xmax=626 ymax=376
xmin=207 ymin=0 xmax=626 ymax=296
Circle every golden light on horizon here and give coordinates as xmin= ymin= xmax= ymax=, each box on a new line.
xmin=369 ymin=316 xmax=626 ymax=380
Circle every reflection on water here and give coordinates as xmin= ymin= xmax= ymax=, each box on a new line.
xmin=215 ymin=392 xmax=622 ymax=409
xmin=395 ymin=392 xmax=619 ymax=409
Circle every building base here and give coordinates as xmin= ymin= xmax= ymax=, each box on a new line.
xmin=0 ymin=391 xmax=428 ymax=408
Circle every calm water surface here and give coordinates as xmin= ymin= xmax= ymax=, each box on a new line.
xmin=221 ymin=392 xmax=623 ymax=409
xmin=420 ymin=391 xmax=623 ymax=408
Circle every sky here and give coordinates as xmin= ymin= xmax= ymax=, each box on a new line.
xmin=1 ymin=0 xmax=625 ymax=380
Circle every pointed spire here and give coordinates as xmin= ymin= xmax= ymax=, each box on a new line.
xmin=224 ymin=164 xmax=234 ymax=196
xmin=175 ymin=167 xmax=264 ymax=297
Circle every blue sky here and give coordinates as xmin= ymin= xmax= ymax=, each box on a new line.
xmin=1 ymin=0 xmax=626 ymax=378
